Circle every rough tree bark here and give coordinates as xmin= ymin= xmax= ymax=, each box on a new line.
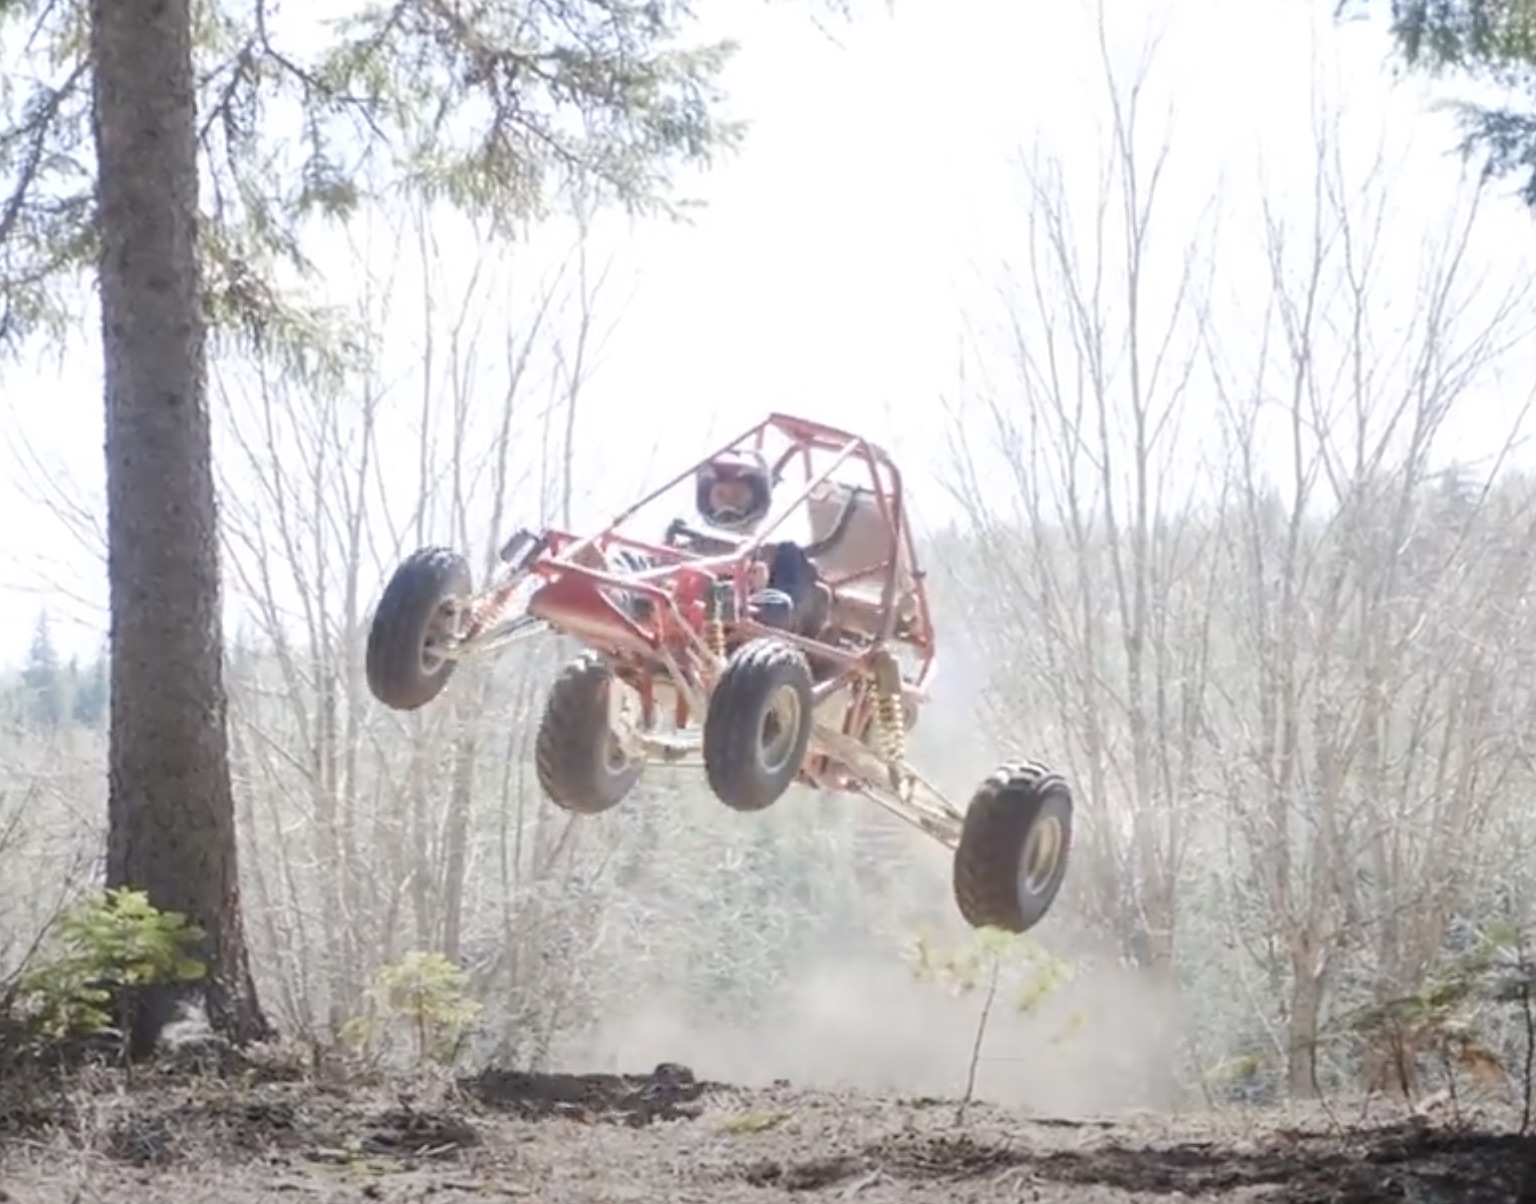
xmin=92 ymin=0 xmax=269 ymax=1054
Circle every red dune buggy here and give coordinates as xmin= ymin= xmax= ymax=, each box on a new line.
xmin=364 ymin=413 xmax=1072 ymax=934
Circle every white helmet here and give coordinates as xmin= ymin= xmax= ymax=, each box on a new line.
xmin=695 ymin=449 xmax=772 ymax=531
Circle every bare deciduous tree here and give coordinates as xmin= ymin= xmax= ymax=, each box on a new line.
xmin=944 ymin=12 xmax=1536 ymax=1102
xmin=1203 ymin=92 xmax=1536 ymax=1095
xmin=217 ymin=199 xmax=621 ymax=1046
xmin=945 ymin=4 xmax=1217 ymax=1023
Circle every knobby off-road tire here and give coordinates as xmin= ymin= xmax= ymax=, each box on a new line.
xmin=952 ymin=760 xmax=1073 ymax=934
xmin=536 ymin=653 xmax=644 ymax=815
xmin=703 ymin=638 xmax=815 ymax=813
xmin=366 ymin=546 xmax=473 ymax=712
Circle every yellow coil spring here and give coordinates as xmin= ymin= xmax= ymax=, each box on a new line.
xmin=705 ymin=617 xmax=726 ymax=660
xmin=467 ymin=583 xmax=518 ymax=637
xmin=877 ymin=687 xmax=906 ymax=766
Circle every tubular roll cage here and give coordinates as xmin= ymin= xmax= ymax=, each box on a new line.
xmin=467 ymin=412 xmax=938 ymax=727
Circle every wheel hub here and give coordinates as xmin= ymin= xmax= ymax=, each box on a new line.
xmin=756 ymin=684 xmax=803 ymax=775
xmin=602 ymin=732 xmax=630 ymax=773
xmin=419 ymin=598 xmax=464 ymax=675
xmin=1018 ymin=814 xmax=1064 ymax=898
xmin=605 ymin=677 xmax=648 ymax=764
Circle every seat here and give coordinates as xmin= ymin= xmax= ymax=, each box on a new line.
xmin=804 ymin=482 xmax=918 ymax=640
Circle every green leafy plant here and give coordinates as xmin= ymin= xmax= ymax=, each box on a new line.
xmin=342 ymin=951 xmax=481 ymax=1071
xmin=907 ymin=926 xmax=1074 ymax=1120
xmin=13 ymin=887 xmax=205 ymax=1043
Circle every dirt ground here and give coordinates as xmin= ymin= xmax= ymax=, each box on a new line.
xmin=1 ymin=1061 xmax=1531 ymax=1204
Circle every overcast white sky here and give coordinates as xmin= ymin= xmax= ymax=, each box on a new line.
xmin=2 ymin=0 xmax=1534 ymax=666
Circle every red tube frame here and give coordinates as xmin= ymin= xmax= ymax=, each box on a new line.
xmin=519 ymin=412 xmax=938 ymax=699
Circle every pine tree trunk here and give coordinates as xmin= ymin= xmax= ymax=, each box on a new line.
xmin=91 ymin=0 xmax=270 ymax=1056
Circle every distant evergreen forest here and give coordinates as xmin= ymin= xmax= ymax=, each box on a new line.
xmin=2 ymin=613 xmax=109 ymax=732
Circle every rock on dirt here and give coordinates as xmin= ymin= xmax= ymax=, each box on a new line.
xmin=0 ymin=1063 xmax=1532 ymax=1203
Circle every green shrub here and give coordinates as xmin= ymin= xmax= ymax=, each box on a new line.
xmin=341 ymin=950 xmax=481 ymax=1070
xmin=10 ymin=887 xmax=205 ymax=1044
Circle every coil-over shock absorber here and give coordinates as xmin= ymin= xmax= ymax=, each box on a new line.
xmin=705 ymin=579 xmax=735 ymax=661
xmin=869 ymin=648 xmax=906 ymax=787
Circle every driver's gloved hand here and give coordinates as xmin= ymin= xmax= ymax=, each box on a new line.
xmin=747 ymin=588 xmax=797 ymax=632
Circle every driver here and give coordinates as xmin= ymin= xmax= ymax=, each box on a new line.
xmin=691 ymin=450 xmax=821 ymax=636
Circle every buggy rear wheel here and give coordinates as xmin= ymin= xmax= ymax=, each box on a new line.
xmin=952 ymin=761 xmax=1073 ymax=934
xmin=536 ymin=653 xmax=644 ymax=814
xmin=703 ymin=638 xmax=814 ymax=812
xmin=366 ymin=547 xmax=472 ymax=712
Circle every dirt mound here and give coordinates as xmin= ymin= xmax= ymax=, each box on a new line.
xmin=735 ymin=1118 xmax=1532 ymax=1203
xmin=459 ymin=1059 xmax=713 ymax=1125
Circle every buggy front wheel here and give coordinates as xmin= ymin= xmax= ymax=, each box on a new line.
xmin=703 ymin=638 xmax=814 ymax=812
xmin=952 ymin=761 xmax=1073 ymax=934
xmin=365 ymin=547 xmax=473 ymax=711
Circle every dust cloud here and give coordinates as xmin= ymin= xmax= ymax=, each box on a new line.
xmin=565 ymin=622 xmax=1180 ymax=1118
xmin=565 ymin=889 xmax=1183 ymax=1117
